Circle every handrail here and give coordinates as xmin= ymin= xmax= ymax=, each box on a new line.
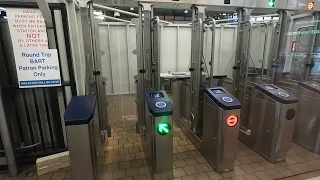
xmin=93 ymin=3 xmax=172 ymax=24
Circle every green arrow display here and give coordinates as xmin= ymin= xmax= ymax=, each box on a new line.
xmin=268 ymin=0 xmax=275 ymax=7
xmin=157 ymin=122 xmax=171 ymax=136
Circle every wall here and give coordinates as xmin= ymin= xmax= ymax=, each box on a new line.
xmin=98 ymin=22 xmax=270 ymax=95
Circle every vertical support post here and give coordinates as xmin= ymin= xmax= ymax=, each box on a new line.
xmin=233 ymin=8 xmax=252 ymax=95
xmin=267 ymin=22 xmax=281 ymax=79
xmin=135 ymin=5 xmax=145 ymax=132
xmin=88 ymin=2 xmax=109 ymax=137
xmin=37 ymin=0 xmax=68 ymax=146
xmin=209 ymin=19 xmax=216 ymax=86
xmin=304 ymin=12 xmax=320 ymax=80
xmin=141 ymin=3 xmax=153 ymax=90
xmin=151 ymin=17 xmax=161 ymax=90
xmin=0 ymin=88 xmax=17 ymax=176
xmin=233 ymin=8 xmax=253 ymax=129
xmin=190 ymin=6 xmax=205 ymax=135
xmin=272 ymin=10 xmax=291 ymax=85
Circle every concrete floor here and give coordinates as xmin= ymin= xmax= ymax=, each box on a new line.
xmin=3 ymin=93 xmax=320 ymax=180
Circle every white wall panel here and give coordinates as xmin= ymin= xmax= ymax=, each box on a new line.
xmin=177 ymin=26 xmax=192 ymax=72
xmin=161 ymin=26 xmax=178 ymax=72
xmin=99 ymin=23 xmax=238 ymax=95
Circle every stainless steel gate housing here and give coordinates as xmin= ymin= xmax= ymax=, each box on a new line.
xmin=240 ymin=84 xmax=298 ymax=163
xmin=294 ymin=81 xmax=320 ymax=154
xmin=144 ymin=90 xmax=173 ymax=180
xmin=202 ymin=87 xmax=241 ymax=173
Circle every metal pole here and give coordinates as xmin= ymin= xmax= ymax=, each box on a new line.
xmin=304 ymin=12 xmax=320 ymax=80
xmin=151 ymin=16 xmax=161 ymax=90
xmin=260 ymin=23 xmax=268 ymax=80
xmin=100 ymin=15 xmax=132 ymax=23
xmin=0 ymin=87 xmax=17 ymax=176
xmin=92 ymin=3 xmax=171 ymax=24
xmin=141 ymin=3 xmax=152 ymax=89
xmin=233 ymin=8 xmax=244 ymax=94
xmin=273 ymin=10 xmax=291 ymax=85
xmin=37 ymin=0 xmax=68 ymax=146
xmin=208 ymin=18 xmax=216 ymax=86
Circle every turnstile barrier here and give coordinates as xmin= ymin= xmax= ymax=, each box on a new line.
xmin=294 ymin=81 xmax=320 ymax=154
xmin=143 ymin=90 xmax=173 ymax=180
xmin=202 ymin=87 xmax=241 ymax=173
xmin=240 ymin=84 xmax=298 ymax=163
xmin=64 ymin=96 xmax=105 ymax=180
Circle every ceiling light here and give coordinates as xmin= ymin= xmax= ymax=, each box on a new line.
xmin=130 ymin=7 xmax=134 ymax=11
xmin=222 ymin=13 xmax=226 ymax=15
xmin=93 ymin=10 xmax=103 ymax=16
xmin=184 ymin=10 xmax=188 ymax=14
xmin=114 ymin=12 xmax=120 ymax=17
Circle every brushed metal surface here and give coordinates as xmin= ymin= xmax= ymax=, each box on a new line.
xmin=144 ymin=100 xmax=173 ymax=180
xmin=294 ymin=85 xmax=320 ymax=153
xmin=247 ymin=90 xmax=277 ymax=159
xmin=172 ymin=80 xmax=182 ymax=123
xmin=202 ymin=94 xmax=240 ymax=173
xmin=154 ymin=116 xmax=173 ymax=180
xmin=278 ymin=80 xmax=299 ymax=97
xmin=67 ymin=122 xmax=95 ymax=180
xmin=272 ymin=102 xmax=297 ymax=162
xmin=245 ymin=88 xmax=297 ymax=162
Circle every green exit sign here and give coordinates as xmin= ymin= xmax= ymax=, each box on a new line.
xmin=157 ymin=122 xmax=171 ymax=136
xmin=268 ymin=0 xmax=275 ymax=7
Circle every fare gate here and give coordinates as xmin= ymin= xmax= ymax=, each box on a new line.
xmin=240 ymin=84 xmax=298 ymax=163
xmin=143 ymin=90 xmax=173 ymax=180
xmin=202 ymin=87 xmax=241 ymax=173
xmin=294 ymin=81 xmax=320 ymax=154
xmin=64 ymin=96 xmax=104 ymax=180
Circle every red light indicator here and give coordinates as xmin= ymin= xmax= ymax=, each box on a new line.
xmin=308 ymin=2 xmax=315 ymax=9
xmin=227 ymin=115 xmax=238 ymax=127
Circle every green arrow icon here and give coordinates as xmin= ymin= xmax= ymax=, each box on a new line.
xmin=268 ymin=0 xmax=275 ymax=7
xmin=269 ymin=2 xmax=274 ymax=7
xmin=157 ymin=122 xmax=171 ymax=135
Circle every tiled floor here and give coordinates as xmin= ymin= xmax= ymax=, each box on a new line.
xmin=3 ymin=94 xmax=320 ymax=180
xmin=104 ymin=115 xmax=320 ymax=180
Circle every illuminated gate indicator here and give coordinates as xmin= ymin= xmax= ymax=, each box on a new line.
xmin=157 ymin=122 xmax=171 ymax=135
xmin=308 ymin=2 xmax=315 ymax=9
xmin=268 ymin=0 xmax=275 ymax=7
xmin=227 ymin=115 xmax=238 ymax=127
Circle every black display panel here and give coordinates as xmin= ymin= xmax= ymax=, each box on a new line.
xmin=150 ymin=92 xmax=164 ymax=98
xmin=212 ymin=89 xmax=225 ymax=94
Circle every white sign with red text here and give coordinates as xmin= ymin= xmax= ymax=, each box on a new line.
xmin=5 ymin=8 xmax=61 ymax=88
xmin=6 ymin=8 xmax=49 ymax=49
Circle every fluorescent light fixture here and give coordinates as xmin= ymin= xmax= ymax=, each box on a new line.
xmin=114 ymin=12 xmax=120 ymax=17
xmin=184 ymin=10 xmax=188 ymax=14
xmin=222 ymin=13 xmax=226 ymax=15
xmin=264 ymin=16 xmax=271 ymax=20
xmin=94 ymin=15 xmax=105 ymax=20
xmin=93 ymin=10 xmax=103 ymax=16
xmin=273 ymin=16 xmax=279 ymax=20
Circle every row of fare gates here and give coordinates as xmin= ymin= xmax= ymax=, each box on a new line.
xmin=30 ymin=1 xmax=320 ymax=180
xmin=65 ymin=82 xmax=320 ymax=180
